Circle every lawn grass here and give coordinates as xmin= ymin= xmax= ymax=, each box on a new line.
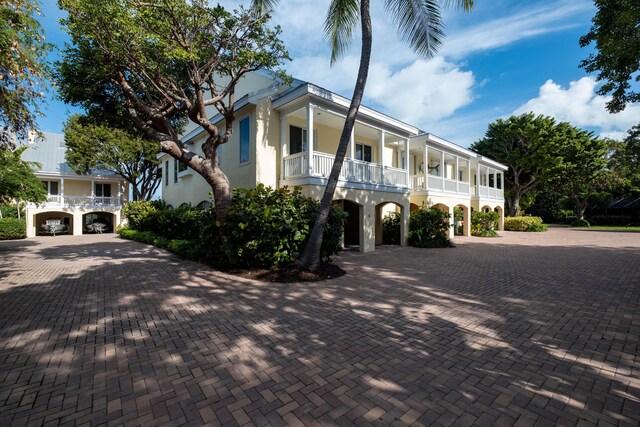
xmin=583 ymin=225 xmax=640 ymax=232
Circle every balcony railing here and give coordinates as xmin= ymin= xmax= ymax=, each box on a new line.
xmin=284 ymin=152 xmax=408 ymax=188
xmin=42 ymin=195 xmax=122 ymax=207
xmin=411 ymin=175 xmax=504 ymax=200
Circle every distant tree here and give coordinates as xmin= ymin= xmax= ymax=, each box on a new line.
xmin=0 ymin=146 xmax=47 ymax=217
xmin=64 ymin=115 xmax=161 ymax=201
xmin=471 ymin=113 xmax=563 ymax=216
xmin=0 ymin=0 xmax=52 ymax=148
xmin=580 ymin=0 xmax=640 ymax=113
xmin=56 ymin=0 xmax=289 ymax=222
xmin=553 ymin=124 xmax=608 ymax=220
xmin=608 ymin=124 xmax=640 ymax=192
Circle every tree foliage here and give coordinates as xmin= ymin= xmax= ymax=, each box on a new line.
xmin=580 ymin=0 xmax=640 ymax=113
xmin=0 ymin=146 xmax=47 ymax=204
xmin=56 ymin=0 xmax=289 ymax=221
xmin=0 ymin=0 xmax=52 ymax=148
xmin=64 ymin=115 xmax=161 ymax=201
xmin=471 ymin=113 xmax=563 ymax=216
xmin=608 ymin=124 xmax=640 ymax=192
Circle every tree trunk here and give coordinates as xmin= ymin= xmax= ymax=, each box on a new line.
xmin=512 ymin=191 xmax=521 ymax=217
xmin=296 ymin=0 xmax=372 ymax=271
xmin=210 ymin=166 xmax=232 ymax=222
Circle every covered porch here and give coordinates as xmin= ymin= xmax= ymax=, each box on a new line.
xmin=279 ymin=104 xmax=411 ymax=190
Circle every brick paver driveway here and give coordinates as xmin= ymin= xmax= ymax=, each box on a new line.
xmin=0 ymin=228 xmax=639 ymax=426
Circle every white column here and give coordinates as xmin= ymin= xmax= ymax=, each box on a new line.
xmin=440 ymin=150 xmax=445 ymax=179
xmin=423 ymin=144 xmax=428 ymax=190
xmin=280 ymin=115 xmax=287 ymax=180
xmin=455 ymin=156 xmax=459 ymax=192
xmin=60 ymin=178 xmax=65 ymax=205
xmin=486 ymin=167 xmax=490 ymax=190
xmin=117 ymin=181 xmax=122 ymax=205
xmin=349 ymin=127 xmax=355 ymax=159
xmin=306 ymin=105 xmax=314 ymax=176
xmin=91 ymin=180 xmax=95 ymax=199
xmin=404 ymin=138 xmax=409 ymax=187
xmin=379 ymin=130 xmax=385 ymax=184
xmin=476 ymin=166 xmax=480 ymax=196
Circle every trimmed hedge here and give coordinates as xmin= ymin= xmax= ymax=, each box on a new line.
xmin=571 ymin=219 xmax=590 ymax=227
xmin=504 ymin=216 xmax=547 ymax=232
xmin=0 ymin=218 xmax=26 ymax=240
xmin=472 ymin=211 xmax=499 ymax=237
xmin=122 ymin=185 xmax=346 ymax=269
xmin=408 ymin=207 xmax=452 ymax=248
xmin=118 ymin=228 xmax=202 ymax=260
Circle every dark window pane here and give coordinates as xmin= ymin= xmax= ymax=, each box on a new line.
xmin=290 ymin=125 xmax=303 ymax=154
xmin=50 ymin=181 xmax=58 ymax=195
xmin=364 ymin=145 xmax=372 ymax=162
xmin=103 ymin=184 xmax=111 ymax=197
xmin=174 ymin=159 xmax=178 ymax=183
xmin=95 ymin=183 xmax=102 ymax=197
xmin=355 ymin=144 xmax=363 ymax=160
xmin=240 ymin=117 xmax=250 ymax=163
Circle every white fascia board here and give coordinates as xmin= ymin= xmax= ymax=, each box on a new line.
xmin=36 ymin=172 xmax=121 ymax=181
xmin=476 ymin=156 xmax=509 ymax=171
xmin=273 ymin=83 xmax=421 ymax=137
xmin=412 ymin=132 xmax=508 ymax=171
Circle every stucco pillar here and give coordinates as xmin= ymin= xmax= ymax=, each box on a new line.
xmin=349 ymin=127 xmax=355 ymax=159
xmin=72 ymin=212 xmax=83 ymax=236
xmin=26 ymin=211 xmax=35 ymax=238
xmin=60 ymin=178 xmax=65 ymax=205
xmin=280 ymin=115 xmax=287 ymax=180
xmin=423 ymin=144 xmax=428 ymax=190
xmin=440 ymin=150 xmax=445 ymax=179
xmin=361 ymin=203 xmax=375 ymax=253
xmin=306 ymin=105 xmax=314 ymax=176
xmin=447 ymin=205 xmax=455 ymax=240
xmin=455 ymin=157 xmax=459 ymax=190
xmin=498 ymin=207 xmax=505 ymax=231
xmin=464 ymin=206 xmax=471 ymax=237
xmin=401 ymin=202 xmax=409 ymax=246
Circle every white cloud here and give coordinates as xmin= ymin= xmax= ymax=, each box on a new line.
xmin=514 ymin=77 xmax=640 ymax=136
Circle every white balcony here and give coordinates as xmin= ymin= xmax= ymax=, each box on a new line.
xmin=284 ymin=152 xmax=409 ymax=188
xmin=40 ymin=195 xmax=123 ymax=208
xmin=411 ymin=174 xmax=504 ymax=200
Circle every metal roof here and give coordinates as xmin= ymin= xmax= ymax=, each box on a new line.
xmin=20 ymin=132 xmax=116 ymax=177
xmin=608 ymin=195 xmax=640 ymax=209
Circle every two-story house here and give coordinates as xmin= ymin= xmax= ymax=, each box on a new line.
xmin=21 ymin=132 xmax=128 ymax=237
xmin=159 ymin=70 xmax=507 ymax=251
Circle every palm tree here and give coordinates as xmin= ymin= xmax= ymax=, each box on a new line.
xmin=255 ymin=0 xmax=473 ymax=270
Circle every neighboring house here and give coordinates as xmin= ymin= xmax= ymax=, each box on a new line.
xmin=21 ymin=132 xmax=128 ymax=237
xmin=160 ymin=71 xmax=508 ymax=252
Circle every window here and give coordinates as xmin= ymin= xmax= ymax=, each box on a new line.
xmin=355 ymin=143 xmax=372 ymax=162
xmin=178 ymin=162 xmax=188 ymax=173
xmin=165 ymin=160 xmax=169 ymax=186
xmin=489 ymin=173 xmax=495 ymax=188
xmin=239 ymin=116 xmax=250 ymax=163
xmin=497 ymin=173 xmax=502 ymax=189
xmin=174 ymin=159 xmax=178 ymax=183
xmin=289 ymin=125 xmax=317 ymax=154
xmin=95 ymin=183 xmax=111 ymax=197
xmin=42 ymin=181 xmax=59 ymax=195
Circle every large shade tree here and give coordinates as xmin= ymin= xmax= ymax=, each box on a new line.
xmin=254 ymin=0 xmax=473 ymax=270
xmin=56 ymin=0 xmax=289 ymax=221
xmin=0 ymin=0 xmax=52 ymax=148
xmin=0 ymin=146 xmax=47 ymax=217
xmin=580 ymin=0 xmax=640 ymax=114
xmin=64 ymin=115 xmax=161 ymax=201
xmin=471 ymin=113 xmax=565 ymax=217
xmin=608 ymin=124 xmax=640 ymax=192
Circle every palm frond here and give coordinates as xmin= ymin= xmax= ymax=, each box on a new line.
xmin=250 ymin=0 xmax=279 ymax=15
xmin=385 ymin=0 xmax=469 ymax=58
xmin=323 ymin=0 xmax=360 ymax=65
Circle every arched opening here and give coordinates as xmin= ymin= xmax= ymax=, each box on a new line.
xmin=196 ymin=200 xmax=211 ymax=209
xmin=376 ymin=202 xmax=403 ymax=246
xmin=494 ymin=206 xmax=504 ymax=230
xmin=83 ymin=212 xmax=115 ymax=234
xmin=334 ymin=199 xmax=362 ymax=250
xmin=454 ymin=205 xmax=470 ymax=236
xmin=35 ymin=212 xmax=72 ymax=236
xmin=409 ymin=203 xmax=420 ymax=213
xmin=482 ymin=205 xmax=491 ymax=213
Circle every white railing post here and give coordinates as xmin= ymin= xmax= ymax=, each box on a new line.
xmin=307 ymin=105 xmax=314 ymax=176
xmin=280 ymin=115 xmax=287 ymax=180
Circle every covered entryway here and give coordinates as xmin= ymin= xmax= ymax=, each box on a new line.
xmin=35 ymin=212 xmax=72 ymax=236
xmin=82 ymin=212 xmax=115 ymax=234
xmin=375 ymin=202 xmax=403 ymax=246
xmin=335 ymin=200 xmax=362 ymax=250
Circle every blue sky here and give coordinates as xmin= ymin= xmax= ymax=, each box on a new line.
xmin=37 ymin=0 xmax=639 ymax=147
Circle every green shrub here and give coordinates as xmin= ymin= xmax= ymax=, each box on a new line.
xmin=382 ymin=212 xmax=401 ymax=244
xmin=0 ymin=204 xmax=23 ymax=219
xmin=408 ymin=207 xmax=452 ymax=248
xmin=0 ymin=218 xmax=26 ymax=240
xmin=571 ymin=218 xmax=591 ymax=227
xmin=123 ymin=200 xmax=205 ymax=240
xmin=554 ymin=209 xmax=577 ymax=224
xmin=201 ymin=185 xmax=346 ymax=268
xmin=122 ymin=200 xmax=162 ymax=231
xmin=118 ymin=228 xmax=202 ymax=260
xmin=504 ymin=216 xmax=547 ymax=232
xmin=472 ymin=211 xmax=499 ymax=237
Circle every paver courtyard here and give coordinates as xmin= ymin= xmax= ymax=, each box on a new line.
xmin=0 ymin=229 xmax=639 ymax=426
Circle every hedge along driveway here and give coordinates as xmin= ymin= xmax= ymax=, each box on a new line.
xmin=0 ymin=230 xmax=639 ymax=426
